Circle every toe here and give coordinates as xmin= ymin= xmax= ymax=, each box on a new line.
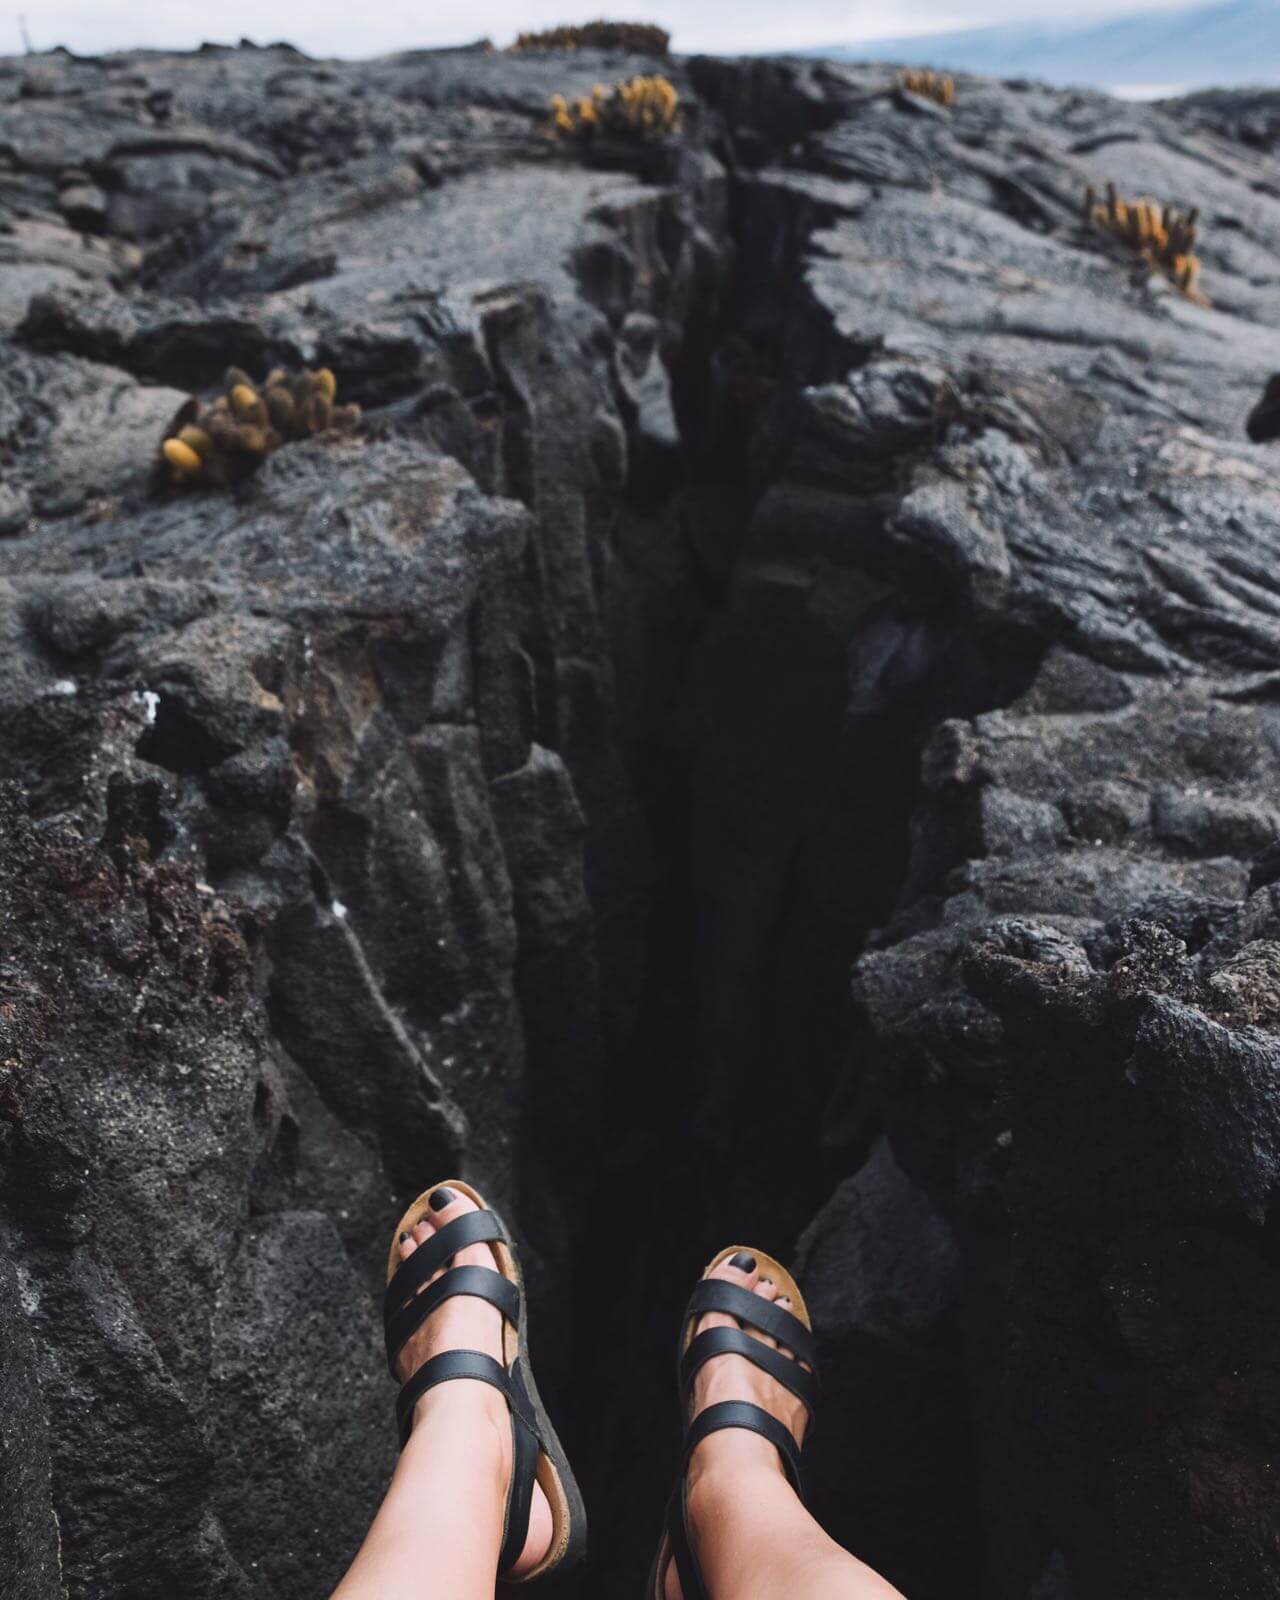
xmin=417 ymin=1184 xmax=500 ymax=1276
xmin=749 ymin=1273 xmax=780 ymax=1348
xmin=420 ymin=1183 xmax=474 ymax=1230
xmin=399 ymin=1184 xmax=471 ymax=1287
xmin=715 ymin=1251 xmax=760 ymax=1290
xmin=774 ymin=1286 xmax=793 ymax=1363
xmin=696 ymin=1250 xmax=759 ymax=1337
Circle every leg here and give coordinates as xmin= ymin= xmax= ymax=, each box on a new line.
xmin=330 ymin=1384 xmax=510 ymax=1600
xmin=666 ymin=1255 xmax=906 ymax=1600
xmin=689 ymin=1441 xmax=904 ymax=1600
xmin=331 ymin=1188 xmax=553 ymax=1600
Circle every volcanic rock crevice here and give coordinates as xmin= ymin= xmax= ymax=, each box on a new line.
xmin=5 ymin=41 xmax=1280 ymax=1600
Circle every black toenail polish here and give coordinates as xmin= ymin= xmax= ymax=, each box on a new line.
xmin=729 ymin=1252 xmax=756 ymax=1273
xmin=429 ymin=1187 xmax=456 ymax=1212
xmin=399 ymin=1231 xmax=411 ymax=1243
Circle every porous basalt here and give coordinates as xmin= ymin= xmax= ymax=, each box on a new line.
xmin=5 ymin=38 xmax=1280 ymax=1600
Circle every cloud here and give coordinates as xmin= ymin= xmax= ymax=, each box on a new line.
xmin=21 ymin=0 xmax=1195 ymax=60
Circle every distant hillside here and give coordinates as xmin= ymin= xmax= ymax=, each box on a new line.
xmin=817 ymin=0 xmax=1280 ymax=94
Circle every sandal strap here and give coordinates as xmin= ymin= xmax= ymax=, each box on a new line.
xmin=683 ymin=1279 xmax=819 ymax=1367
xmin=679 ymin=1326 xmax=819 ymax=1419
xmin=498 ymin=1363 xmax=541 ymax=1575
xmin=668 ymin=1485 xmax=709 ymax=1600
xmin=394 ymin=1348 xmax=537 ymax=1447
xmin=658 ymin=1273 xmax=816 ymax=1600
xmin=663 ymin=1399 xmax=806 ymax=1599
xmin=683 ymin=1400 xmax=805 ymax=1498
xmin=384 ymin=1265 xmax=520 ymax=1376
xmin=384 ymin=1210 xmax=506 ymax=1319
xmin=396 ymin=1350 xmax=544 ymax=1580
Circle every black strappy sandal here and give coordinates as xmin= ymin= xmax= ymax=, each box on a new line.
xmin=384 ymin=1178 xmax=587 ymax=1583
xmin=647 ymin=1246 xmax=819 ymax=1600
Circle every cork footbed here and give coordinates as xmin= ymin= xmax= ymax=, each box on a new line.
xmin=648 ymin=1245 xmax=813 ymax=1600
xmin=387 ymin=1177 xmax=580 ymax=1584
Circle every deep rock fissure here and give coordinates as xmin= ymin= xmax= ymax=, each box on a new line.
xmin=550 ymin=148 xmax=1046 ymax=1594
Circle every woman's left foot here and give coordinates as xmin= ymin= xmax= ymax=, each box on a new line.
xmin=662 ymin=1252 xmax=811 ymax=1600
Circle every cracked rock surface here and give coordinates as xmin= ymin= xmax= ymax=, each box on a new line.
xmin=4 ymin=40 xmax=1280 ymax=1600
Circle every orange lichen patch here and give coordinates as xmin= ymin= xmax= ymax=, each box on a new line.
xmin=159 ymin=365 xmax=361 ymax=490
xmin=1085 ymin=182 xmax=1209 ymax=305
xmin=899 ymin=68 xmax=955 ymax=108
xmin=549 ymin=73 xmax=679 ymax=143
xmin=513 ymin=21 xmax=669 ymax=54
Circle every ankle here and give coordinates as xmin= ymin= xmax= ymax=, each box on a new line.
xmin=682 ymin=1438 xmax=809 ymax=1598
xmin=407 ymin=1380 xmax=511 ymax=1475
xmin=687 ymin=1428 xmax=789 ymax=1502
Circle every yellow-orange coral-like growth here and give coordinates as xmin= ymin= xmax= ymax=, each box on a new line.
xmin=160 ymin=365 xmax=361 ymax=488
xmin=1084 ymin=182 xmax=1208 ymax=305
xmin=162 ymin=438 xmax=202 ymax=475
xmin=513 ymin=20 xmax=670 ymax=54
xmin=549 ymin=74 xmax=680 ymax=144
xmin=899 ymin=68 xmax=955 ymax=108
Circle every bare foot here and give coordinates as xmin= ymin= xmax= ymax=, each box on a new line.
xmin=664 ymin=1252 xmax=811 ymax=1600
xmin=394 ymin=1185 xmax=553 ymax=1578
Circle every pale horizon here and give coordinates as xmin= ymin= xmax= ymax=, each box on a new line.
xmin=18 ymin=0 xmax=1213 ymax=63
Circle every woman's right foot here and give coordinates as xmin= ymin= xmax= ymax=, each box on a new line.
xmin=394 ymin=1185 xmax=553 ymax=1579
xmin=663 ymin=1252 xmax=811 ymax=1600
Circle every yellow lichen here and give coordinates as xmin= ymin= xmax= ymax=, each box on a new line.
xmin=548 ymin=73 xmax=679 ymax=144
xmin=176 ymin=424 xmax=213 ymax=458
xmin=264 ymin=385 xmax=296 ymax=431
xmin=159 ymin=364 xmax=362 ymax=490
xmin=1085 ymin=182 xmax=1208 ymax=305
xmin=899 ymin=68 xmax=955 ymax=108
xmin=229 ymin=383 xmax=262 ymax=422
xmin=162 ymin=437 xmax=202 ymax=477
xmin=513 ymin=21 xmax=670 ymax=54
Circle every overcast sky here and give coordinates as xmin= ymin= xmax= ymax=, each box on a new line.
xmin=24 ymin=0 xmax=1194 ymax=60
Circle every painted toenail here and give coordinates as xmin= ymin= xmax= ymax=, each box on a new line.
xmin=761 ymin=1277 xmax=775 ymax=1287
xmin=429 ymin=1187 xmax=456 ymax=1211
xmin=399 ymin=1230 xmax=411 ymax=1242
xmin=729 ymin=1252 xmax=756 ymax=1272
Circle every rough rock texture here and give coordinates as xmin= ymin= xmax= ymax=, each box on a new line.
xmin=703 ymin=56 xmax=1280 ymax=1600
xmin=4 ymin=38 xmax=1280 ymax=1600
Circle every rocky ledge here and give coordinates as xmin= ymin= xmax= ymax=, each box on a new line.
xmin=3 ymin=39 xmax=1280 ymax=1600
